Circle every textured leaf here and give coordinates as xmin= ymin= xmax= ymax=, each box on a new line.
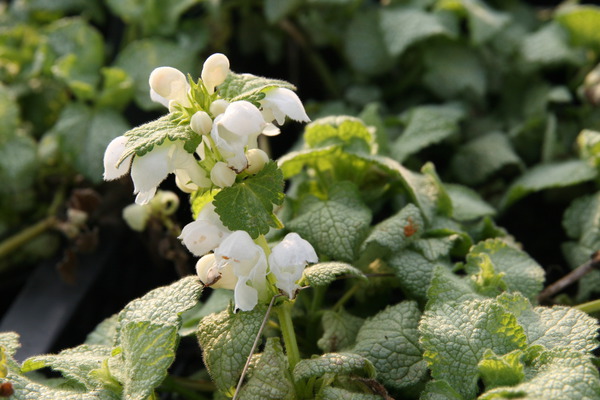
xmin=353 ymin=301 xmax=428 ymax=392
xmin=5 ymin=375 xmax=119 ymax=400
xmin=118 ymin=114 xmax=198 ymax=163
xmin=360 ymin=204 xmax=423 ymax=257
xmin=501 ymin=160 xmax=596 ymax=209
xmin=288 ymin=182 xmax=372 ymax=262
xmin=213 ymin=161 xmax=285 ymax=238
xmin=318 ymin=309 xmax=364 ymax=353
xmin=392 ymin=104 xmax=465 ymax=162
xmin=321 ymin=386 xmax=384 ymax=400
xmin=22 ymin=344 xmax=112 ymax=389
xmin=0 ymin=333 xmax=19 ymax=358
xmin=304 ymin=115 xmax=375 ymax=152
xmin=521 ymin=23 xmax=584 ymax=66
xmin=379 ymin=8 xmax=451 ymax=57
xmin=85 ymin=314 xmax=119 ymax=346
xmin=114 ymin=39 xmax=197 ymax=110
xmin=477 ymin=349 xmax=525 ymax=390
xmin=420 ymin=380 xmax=464 ymax=400
xmin=479 ymin=348 xmax=600 ymax=400
xmin=301 ymin=262 xmax=366 ymax=287
xmin=389 ymin=250 xmax=450 ymax=303
xmin=293 ymin=352 xmax=375 ymax=381
xmin=238 ymin=338 xmax=294 ymax=400
xmin=464 ymin=239 xmax=545 ymax=300
xmin=445 ymin=184 xmax=496 ymax=221
xmin=197 ymin=306 xmax=264 ymax=393
xmin=344 ymin=11 xmax=393 ymax=75
xmin=419 ymin=297 xmax=527 ymax=399
xmin=556 ymin=5 xmax=600 ymax=49
xmin=218 ymin=71 xmax=296 ymax=105
xmin=450 ymin=132 xmax=522 ymax=186
xmin=180 ymin=289 xmax=234 ymax=336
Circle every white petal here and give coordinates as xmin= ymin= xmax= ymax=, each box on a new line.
xmin=179 ymin=218 xmax=230 ymax=256
xmin=103 ymin=136 xmax=131 ymax=181
xmin=149 ymin=67 xmax=188 ymax=101
xmin=234 ymin=278 xmax=258 ymax=312
xmin=215 ymin=231 xmax=261 ymax=266
xmin=202 ymin=53 xmax=230 ymax=95
xmin=122 ymin=203 xmax=150 ymax=232
xmin=221 ymin=101 xmax=265 ymax=136
xmin=270 ymin=232 xmax=318 ymax=268
xmin=130 ymin=144 xmax=171 ymax=204
xmin=261 ymin=88 xmax=310 ymax=123
xmin=245 ymin=148 xmax=268 ymax=175
xmin=262 ymin=123 xmax=281 ymax=137
xmin=210 ymin=99 xmax=230 ymax=116
xmin=150 ymin=88 xmax=170 ymax=108
xmin=210 ymin=162 xmax=236 ymax=187
xmin=135 ymin=188 xmax=157 ymax=205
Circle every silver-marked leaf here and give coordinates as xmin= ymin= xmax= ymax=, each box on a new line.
xmin=353 ymin=301 xmax=428 ymax=392
xmin=301 ymin=262 xmax=366 ymax=287
xmin=85 ymin=315 xmax=119 ymax=346
xmin=318 ymin=309 xmax=365 ymax=353
xmin=321 ymin=386 xmax=384 ymax=400
xmin=218 ymin=71 xmax=296 ymax=105
xmin=0 ymin=333 xmax=20 ymax=358
xmin=293 ymin=352 xmax=375 ymax=381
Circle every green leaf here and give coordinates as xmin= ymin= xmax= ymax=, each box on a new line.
xmin=288 ymin=182 xmax=372 ymax=262
xmin=556 ymin=5 xmax=600 ymax=49
xmin=501 ymin=160 xmax=597 ymax=209
xmin=238 ymin=338 xmax=294 ymax=400
xmin=85 ymin=315 xmax=119 ymax=346
xmin=392 ymin=104 xmax=465 ymax=163
xmin=318 ymin=309 xmax=364 ymax=353
xmin=0 ymin=333 xmax=20 ymax=358
xmin=379 ymin=7 xmax=451 ymax=57
xmin=197 ymin=306 xmax=265 ymax=394
xmin=419 ymin=297 xmax=527 ymax=399
xmin=577 ymin=129 xmax=600 ymax=167
xmin=360 ymin=204 xmax=424 ymax=259
xmin=6 ymin=375 xmax=120 ymax=400
xmin=114 ymin=39 xmax=197 ymax=110
xmin=0 ymin=84 xmax=19 ymax=140
xmin=422 ymin=43 xmax=487 ymax=100
xmin=213 ymin=161 xmax=285 ymax=238
xmin=464 ymin=239 xmax=545 ymax=300
xmin=96 ymin=67 xmax=134 ymax=110
xmin=22 ymin=344 xmax=112 ymax=390
xmin=264 ymin=0 xmax=301 ymax=24
xmin=301 ymin=262 xmax=366 ymax=287
xmin=439 ymin=0 xmax=509 ymax=44
xmin=320 ymin=387 xmax=384 ymax=400
xmin=450 ymin=132 xmax=522 ymax=186
xmin=353 ymin=301 xmax=429 ymax=392
xmin=180 ymin=289 xmax=234 ymax=336
xmin=478 ymin=349 xmax=525 ymax=390
xmin=106 ymin=0 xmax=197 ymax=36
xmin=445 ymin=184 xmax=496 ymax=221
xmin=521 ymin=23 xmax=584 ymax=66
xmin=218 ymin=71 xmax=296 ymax=105
xmin=479 ymin=348 xmax=600 ymax=400
xmin=426 ymin=265 xmax=483 ymax=309
xmin=293 ymin=352 xmax=375 ymax=381
xmin=389 ymin=251 xmax=450 ymax=303
xmin=304 ymin=116 xmax=375 ymax=152
xmin=0 ymin=134 xmax=38 ymax=202
xmin=344 ymin=11 xmax=393 ymax=75
xmin=420 ymin=380 xmax=464 ymax=400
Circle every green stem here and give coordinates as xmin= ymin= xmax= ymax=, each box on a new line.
xmin=574 ymin=299 xmax=600 ymax=314
xmin=0 ymin=216 xmax=57 ymax=264
xmin=276 ymin=301 xmax=301 ymax=370
xmin=332 ymin=282 xmax=360 ymax=312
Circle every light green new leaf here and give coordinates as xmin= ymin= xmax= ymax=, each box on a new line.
xmin=445 ymin=184 xmax=496 ymax=221
xmin=304 ymin=115 xmax=375 ymax=152
xmin=118 ymin=114 xmax=199 ymax=163
xmin=114 ymin=39 xmax=197 ymax=110
xmin=379 ymin=8 xmax=451 ymax=57
xmin=344 ymin=11 xmax=393 ymax=75
xmin=578 ymin=129 xmax=600 ymax=167
xmin=301 ymin=262 xmax=366 ymax=287
xmin=353 ymin=301 xmax=428 ymax=392
xmin=556 ymin=5 xmax=600 ymax=49
xmin=419 ymin=297 xmax=527 ymax=399
xmin=479 ymin=348 xmax=600 ymax=400
xmin=450 ymin=132 xmax=522 ymax=186
xmin=392 ymin=104 xmax=465 ymax=163
xmin=320 ymin=386 xmax=384 ymax=400
xmin=213 ymin=161 xmax=285 ymax=238
xmin=96 ymin=67 xmax=134 ymax=111
xmin=22 ymin=344 xmax=112 ymax=390
xmin=293 ymin=352 xmax=375 ymax=381
xmin=218 ymin=71 xmax=296 ymax=105
xmin=289 ymin=182 xmax=372 ymax=262
xmin=360 ymin=204 xmax=423 ymax=257
xmin=501 ymin=160 xmax=596 ymax=209
xmin=238 ymin=338 xmax=294 ymax=400
xmin=464 ymin=239 xmax=545 ymax=300
xmin=318 ymin=309 xmax=364 ymax=353
xmin=197 ymin=306 xmax=264 ymax=393
xmin=477 ymin=349 xmax=525 ymax=390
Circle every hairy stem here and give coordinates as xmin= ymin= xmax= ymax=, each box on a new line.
xmin=0 ymin=216 xmax=57 ymax=266
xmin=575 ymin=298 xmax=600 ymax=314
xmin=276 ymin=301 xmax=301 ymax=370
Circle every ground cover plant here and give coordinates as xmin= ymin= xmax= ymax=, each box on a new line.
xmin=1 ymin=0 xmax=600 ymax=399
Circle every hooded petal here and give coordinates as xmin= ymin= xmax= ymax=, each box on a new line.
xmin=201 ymin=53 xmax=230 ymax=95
xmin=179 ymin=204 xmax=231 ymax=256
xmin=130 ymin=144 xmax=171 ymax=204
xmin=269 ymin=233 xmax=318 ymax=298
xmin=149 ymin=66 xmax=190 ymax=106
xmin=220 ymin=101 xmax=265 ymax=137
xmin=103 ymin=136 xmax=132 ymax=181
xmin=260 ymin=88 xmax=310 ymax=124
xmin=234 ymin=278 xmax=258 ymax=312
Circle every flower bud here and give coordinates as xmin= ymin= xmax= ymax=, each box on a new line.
xmin=245 ymin=148 xmax=269 ymax=174
xmin=190 ymin=111 xmax=213 ymax=135
xmin=210 ymin=162 xmax=236 ymax=188
xmin=67 ymin=208 xmax=88 ymax=227
xmin=150 ymin=190 xmax=179 ymax=216
xmin=202 ymin=53 xmax=230 ymax=95
xmin=210 ymin=99 xmax=229 ymax=117
xmin=122 ymin=203 xmax=151 ymax=232
xmin=149 ymin=67 xmax=188 ymax=101
xmin=196 ymin=253 xmax=237 ymax=289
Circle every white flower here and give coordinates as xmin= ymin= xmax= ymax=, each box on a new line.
xmin=122 ymin=203 xmax=150 ymax=232
xmin=214 ymin=231 xmax=268 ymax=311
xmin=202 ymin=53 xmax=230 ymax=95
xmin=211 ymin=100 xmax=266 ymax=171
xmin=149 ymin=67 xmax=191 ymax=108
xmin=196 ymin=253 xmax=237 ymax=289
xmin=103 ymin=137 xmax=209 ymax=205
xmin=190 ymin=111 xmax=213 ymax=135
xmin=245 ymin=148 xmax=269 ymax=175
xmin=210 ymin=99 xmax=229 ymax=116
xmin=179 ymin=203 xmax=231 ymax=256
xmin=260 ymin=88 xmax=310 ymax=125
xmin=269 ymin=233 xmax=318 ymax=299
xmin=210 ymin=161 xmax=236 ymax=188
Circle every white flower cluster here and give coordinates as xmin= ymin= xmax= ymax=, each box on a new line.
xmin=103 ymin=53 xmax=310 ymax=205
xmin=180 ymin=204 xmax=318 ymax=311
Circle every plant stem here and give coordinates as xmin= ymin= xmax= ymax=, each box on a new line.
xmin=574 ymin=299 xmax=600 ymax=314
xmin=0 ymin=216 xmax=57 ymax=265
xmin=332 ymin=282 xmax=360 ymax=311
xmin=538 ymin=251 xmax=600 ymax=303
xmin=276 ymin=301 xmax=301 ymax=370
